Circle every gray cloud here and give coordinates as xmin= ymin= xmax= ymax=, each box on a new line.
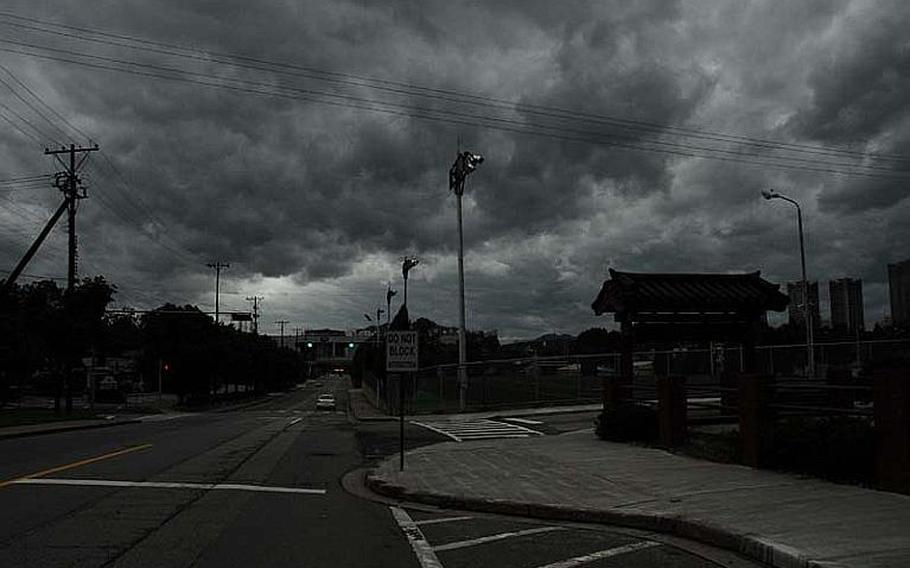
xmin=0 ymin=0 xmax=908 ymax=338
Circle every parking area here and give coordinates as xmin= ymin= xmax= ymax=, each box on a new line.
xmin=391 ymin=506 xmax=757 ymax=568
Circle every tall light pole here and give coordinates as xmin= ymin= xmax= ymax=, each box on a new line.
xmin=207 ymin=261 xmax=230 ymax=324
xmin=387 ymin=282 xmax=398 ymax=327
xmin=275 ymin=320 xmax=289 ymax=349
xmin=401 ymin=257 xmax=418 ymax=309
xmin=449 ymin=150 xmax=484 ymax=410
xmin=762 ymin=188 xmax=814 ymax=377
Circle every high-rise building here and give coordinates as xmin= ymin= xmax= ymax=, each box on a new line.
xmin=829 ymin=278 xmax=864 ymax=332
xmin=889 ymin=259 xmax=910 ymax=327
xmin=787 ymin=281 xmax=820 ymax=329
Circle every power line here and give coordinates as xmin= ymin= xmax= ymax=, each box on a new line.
xmin=2 ymin=40 xmax=906 ymax=181
xmin=0 ymin=51 xmax=203 ymax=268
xmin=8 ymin=35 xmax=901 ymax=175
xmin=0 ymin=61 xmax=91 ymax=141
xmin=1 ymin=11 xmax=906 ymax=164
xmin=0 ymin=98 xmax=56 ymax=143
xmin=0 ymin=173 xmax=51 ymax=183
xmin=0 ymin=69 xmax=70 ymax=142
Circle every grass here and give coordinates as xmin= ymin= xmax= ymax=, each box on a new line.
xmin=0 ymin=407 xmax=100 ymax=428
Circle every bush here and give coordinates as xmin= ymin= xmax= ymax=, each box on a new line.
xmin=770 ymin=416 xmax=875 ymax=485
xmin=595 ymin=403 xmax=658 ymax=442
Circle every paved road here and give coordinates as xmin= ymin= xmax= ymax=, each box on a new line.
xmin=0 ymin=382 xmax=758 ymax=567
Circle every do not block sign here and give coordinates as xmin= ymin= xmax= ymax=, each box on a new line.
xmin=386 ymin=331 xmax=418 ymax=372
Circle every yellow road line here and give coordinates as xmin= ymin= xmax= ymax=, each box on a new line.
xmin=0 ymin=443 xmax=153 ymax=489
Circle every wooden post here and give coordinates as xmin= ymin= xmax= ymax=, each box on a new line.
xmin=874 ymin=368 xmax=910 ymax=493
xmin=658 ymin=375 xmax=687 ymax=447
xmin=740 ymin=374 xmax=773 ymax=468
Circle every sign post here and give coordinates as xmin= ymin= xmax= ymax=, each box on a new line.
xmin=387 ymin=331 xmax=418 ymax=471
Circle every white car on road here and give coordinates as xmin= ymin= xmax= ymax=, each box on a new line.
xmin=315 ymin=394 xmax=336 ymax=411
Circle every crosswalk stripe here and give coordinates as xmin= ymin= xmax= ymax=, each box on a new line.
xmin=411 ymin=418 xmax=543 ymax=442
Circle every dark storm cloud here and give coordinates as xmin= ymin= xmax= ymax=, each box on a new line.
xmin=0 ymin=1 xmax=908 ymax=336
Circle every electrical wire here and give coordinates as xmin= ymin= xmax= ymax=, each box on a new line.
xmin=1 ymin=40 xmax=906 ymax=181
xmin=0 ymin=11 xmax=906 ymax=164
xmin=0 ymin=101 xmax=50 ymax=144
xmin=0 ymin=61 xmax=91 ymax=142
xmin=0 ymin=71 xmax=70 ymax=143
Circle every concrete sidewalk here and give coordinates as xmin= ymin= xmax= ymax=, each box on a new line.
xmin=367 ymin=429 xmax=910 ymax=568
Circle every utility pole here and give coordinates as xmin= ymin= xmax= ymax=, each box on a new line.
xmin=276 ymin=320 xmax=289 ymax=349
xmin=207 ymin=261 xmax=230 ymax=324
xmin=294 ymin=326 xmax=302 ymax=352
xmin=44 ymin=143 xmax=99 ymax=414
xmin=42 ymin=144 xmax=99 ymax=292
xmin=449 ymin=150 xmax=484 ymax=410
xmin=246 ymin=295 xmax=262 ymax=334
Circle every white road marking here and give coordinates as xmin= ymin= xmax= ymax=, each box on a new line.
xmin=136 ymin=413 xmax=197 ymax=422
xmin=411 ymin=419 xmax=544 ymax=442
xmin=533 ymin=541 xmax=661 ymax=568
xmin=410 ymin=421 xmax=462 ymax=441
xmin=288 ymin=417 xmax=302 ymax=426
xmin=390 ymin=506 xmax=444 ymax=568
xmin=13 ymin=478 xmax=326 ymax=495
xmin=502 ymin=417 xmax=543 ymax=425
xmin=413 ymin=515 xmax=474 ymax=526
xmin=432 ymin=526 xmax=564 ymax=552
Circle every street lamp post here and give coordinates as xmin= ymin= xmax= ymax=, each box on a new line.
xmin=762 ymin=188 xmax=815 ymax=377
xmin=449 ymin=150 xmax=484 ymax=410
xmin=386 ymin=282 xmax=398 ymax=328
xmin=401 ymin=257 xmax=418 ymax=309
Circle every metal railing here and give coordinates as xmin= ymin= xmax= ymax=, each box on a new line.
xmin=394 ymin=338 xmax=908 ymax=415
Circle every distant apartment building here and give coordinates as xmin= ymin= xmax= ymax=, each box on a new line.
xmin=829 ymin=278 xmax=864 ymax=332
xmin=889 ymin=259 xmax=910 ymax=327
xmin=786 ymin=281 xmax=820 ymax=329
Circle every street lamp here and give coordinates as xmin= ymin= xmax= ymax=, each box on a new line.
xmin=449 ymin=150 xmax=484 ymax=410
xmin=387 ymin=282 xmax=398 ymax=328
xmin=401 ymin=257 xmax=418 ymax=309
xmin=762 ymin=188 xmax=815 ymax=377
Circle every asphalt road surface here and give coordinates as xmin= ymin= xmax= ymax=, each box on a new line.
xmin=0 ymin=382 xmax=761 ymax=567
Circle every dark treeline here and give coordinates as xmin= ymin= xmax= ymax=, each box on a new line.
xmin=0 ymin=277 xmax=304 ymax=408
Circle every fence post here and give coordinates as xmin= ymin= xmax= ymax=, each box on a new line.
xmin=740 ymin=374 xmax=773 ymax=468
xmin=873 ymin=368 xmax=910 ymax=493
xmin=658 ymin=375 xmax=687 ymax=447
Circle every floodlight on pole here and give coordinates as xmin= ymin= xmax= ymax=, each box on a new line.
xmin=387 ymin=282 xmax=398 ymax=327
xmin=449 ymin=150 xmax=484 ymax=410
xmin=401 ymin=257 xmax=418 ymax=308
xmin=762 ymin=188 xmax=814 ymax=377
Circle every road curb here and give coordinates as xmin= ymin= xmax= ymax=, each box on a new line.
xmin=365 ymin=467 xmax=824 ymax=568
xmin=0 ymin=419 xmax=142 ymax=441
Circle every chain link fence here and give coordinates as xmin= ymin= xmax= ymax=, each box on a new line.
xmin=389 ymin=338 xmax=910 ymax=415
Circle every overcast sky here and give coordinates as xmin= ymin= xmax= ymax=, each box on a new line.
xmin=0 ymin=1 xmax=908 ymax=340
